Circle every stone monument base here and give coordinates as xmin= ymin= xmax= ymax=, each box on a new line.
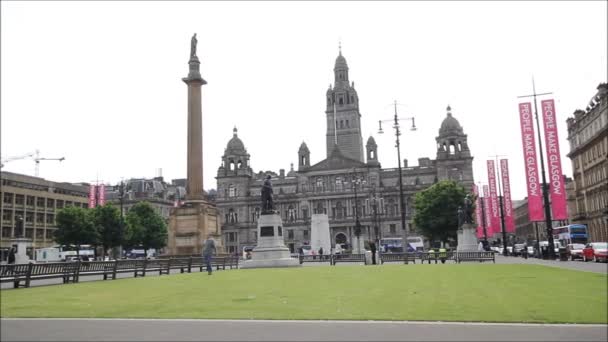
xmin=241 ymin=213 xmax=300 ymax=269
xmin=166 ymin=200 xmax=222 ymax=256
xmin=457 ymin=223 xmax=479 ymax=252
xmin=10 ymin=238 xmax=32 ymax=264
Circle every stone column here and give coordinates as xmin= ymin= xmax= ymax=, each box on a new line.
xmin=182 ymin=54 xmax=207 ymax=201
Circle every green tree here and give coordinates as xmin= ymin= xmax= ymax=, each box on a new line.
xmin=90 ymin=204 xmax=123 ymax=259
xmin=413 ymin=180 xmax=469 ymax=246
xmin=125 ymin=202 xmax=168 ymax=256
xmin=55 ymin=206 xmax=99 ymax=257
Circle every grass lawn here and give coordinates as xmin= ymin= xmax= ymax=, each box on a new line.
xmin=1 ymin=264 xmax=606 ymax=323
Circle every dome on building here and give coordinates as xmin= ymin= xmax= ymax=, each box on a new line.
xmin=366 ymin=136 xmax=377 ymax=146
xmin=226 ymin=127 xmax=246 ymax=152
xmin=335 ymin=53 xmax=348 ymax=69
xmin=299 ymin=142 xmax=309 ymax=153
xmin=439 ymin=105 xmax=463 ymax=135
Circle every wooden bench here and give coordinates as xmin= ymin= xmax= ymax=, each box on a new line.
xmin=1 ymin=262 xmax=80 ymax=288
xmin=331 ymin=253 xmax=366 ymax=266
xmin=299 ymin=255 xmax=332 ymax=264
xmin=190 ymin=256 xmax=237 ymax=272
xmin=78 ymin=261 xmax=117 ymax=280
xmin=0 ymin=263 xmax=33 ymax=288
xmin=456 ymin=251 xmax=495 ymax=263
xmin=168 ymin=257 xmax=193 ymax=273
xmin=380 ymin=253 xmax=417 ymax=264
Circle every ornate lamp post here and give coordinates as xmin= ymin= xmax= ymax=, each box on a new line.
xmin=378 ymin=101 xmax=416 ymax=262
xmin=349 ymin=170 xmax=365 ymax=254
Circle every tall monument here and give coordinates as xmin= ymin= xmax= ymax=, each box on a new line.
xmin=167 ymin=34 xmax=222 ymax=255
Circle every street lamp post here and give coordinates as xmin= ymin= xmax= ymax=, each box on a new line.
xmin=350 ymin=170 xmax=364 ymax=254
xmin=117 ymin=180 xmax=126 ymax=260
xmin=518 ymin=80 xmax=557 ymax=259
xmin=378 ymin=101 xmax=416 ymax=263
xmin=478 ymin=184 xmax=488 ymax=244
xmin=370 ymin=188 xmax=383 ymax=243
xmin=489 ymin=155 xmax=509 ymax=257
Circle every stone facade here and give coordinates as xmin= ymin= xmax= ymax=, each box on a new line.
xmin=216 ymin=51 xmax=475 ymax=255
xmin=0 ymin=171 xmax=89 ymax=260
xmin=566 ymin=83 xmax=608 ymax=242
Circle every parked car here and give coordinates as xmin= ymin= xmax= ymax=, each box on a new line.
xmin=527 ymin=246 xmax=535 ymax=257
xmin=566 ymin=243 xmax=586 ymax=261
xmin=514 ymin=244 xmax=526 ymax=256
xmin=582 ymin=242 xmax=608 ymax=262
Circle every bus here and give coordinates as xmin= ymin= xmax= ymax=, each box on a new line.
xmin=380 ymin=237 xmax=423 ymax=253
xmin=553 ymin=224 xmax=588 ymax=246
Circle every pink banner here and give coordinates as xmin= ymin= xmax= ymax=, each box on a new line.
xmin=487 ymin=160 xmax=500 ymax=235
xmin=541 ymin=99 xmax=568 ymax=220
xmin=483 ymin=185 xmax=492 ymax=236
xmin=500 ymin=159 xmax=515 ymax=233
xmin=88 ymin=185 xmax=96 ymax=208
xmin=473 ymin=184 xmax=483 ymax=238
xmin=99 ymin=184 xmax=106 ymax=206
xmin=518 ymin=102 xmax=544 ymax=221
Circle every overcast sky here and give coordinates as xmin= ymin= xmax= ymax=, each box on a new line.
xmin=1 ymin=1 xmax=606 ymax=201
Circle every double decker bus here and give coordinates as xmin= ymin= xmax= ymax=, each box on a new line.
xmin=553 ymin=224 xmax=588 ymax=246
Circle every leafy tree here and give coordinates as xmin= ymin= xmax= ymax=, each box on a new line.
xmin=55 ymin=206 xmax=99 ymax=257
xmin=90 ymin=204 xmax=123 ymax=259
xmin=413 ymin=180 xmax=469 ymax=246
xmin=125 ymin=201 xmax=168 ymax=256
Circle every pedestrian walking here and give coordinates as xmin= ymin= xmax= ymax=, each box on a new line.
xmin=202 ymin=235 xmax=216 ymax=275
xmin=318 ymin=247 xmax=324 ymax=260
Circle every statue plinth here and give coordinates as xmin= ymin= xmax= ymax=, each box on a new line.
xmin=457 ymin=223 xmax=479 ymax=252
xmin=9 ymin=237 xmax=32 ymax=264
xmin=240 ymin=213 xmax=300 ymax=269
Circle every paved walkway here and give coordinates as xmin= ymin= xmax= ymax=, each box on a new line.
xmin=494 ymin=255 xmax=608 ymax=274
xmin=1 ymin=319 xmax=606 ymax=341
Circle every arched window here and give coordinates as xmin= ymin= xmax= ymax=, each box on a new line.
xmin=346 ymin=120 xmax=349 ymax=127
xmin=458 ymin=142 xmax=462 ymax=151
xmin=340 ymin=120 xmax=344 ymax=128
xmin=336 ymin=201 xmax=343 ymax=219
xmin=335 ymin=233 xmax=347 ymax=245
xmin=229 ymin=184 xmax=236 ymax=197
xmin=288 ymin=205 xmax=296 ymax=222
xmin=228 ymin=208 xmax=236 ymax=223
xmin=229 ymin=160 xmax=235 ymax=170
xmin=370 ymin=150 xmax=375 ymax=159
xmin=237 ymin=160 xmax=243 ymax=169
xmin=339 ymin=98 xmax=344 ymax=105
xmin=449 ymin=144 xmax=455 ymax=154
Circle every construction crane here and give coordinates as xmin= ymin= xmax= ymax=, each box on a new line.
xmin=0 ymin=151 xmax=37 ymax=168
xmin=34 ymin=150 xmax=65 ymax=177
xmin=0 ymin=150 xmax=65 ymax=177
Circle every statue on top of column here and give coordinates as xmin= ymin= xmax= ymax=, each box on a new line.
xmin=190 ymin=33 xmax=198 ymax=58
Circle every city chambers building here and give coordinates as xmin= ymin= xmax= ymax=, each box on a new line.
xmin=215 ymin=51 xmax=475 ymax=255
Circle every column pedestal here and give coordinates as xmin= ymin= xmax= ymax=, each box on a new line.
xmin=241 ymin=213 xmax=300 ymax=269
xmin=10 ymin=238 xmax=32 ymax=264
xmin=457 ymin=223 xmax=479 ymax=251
